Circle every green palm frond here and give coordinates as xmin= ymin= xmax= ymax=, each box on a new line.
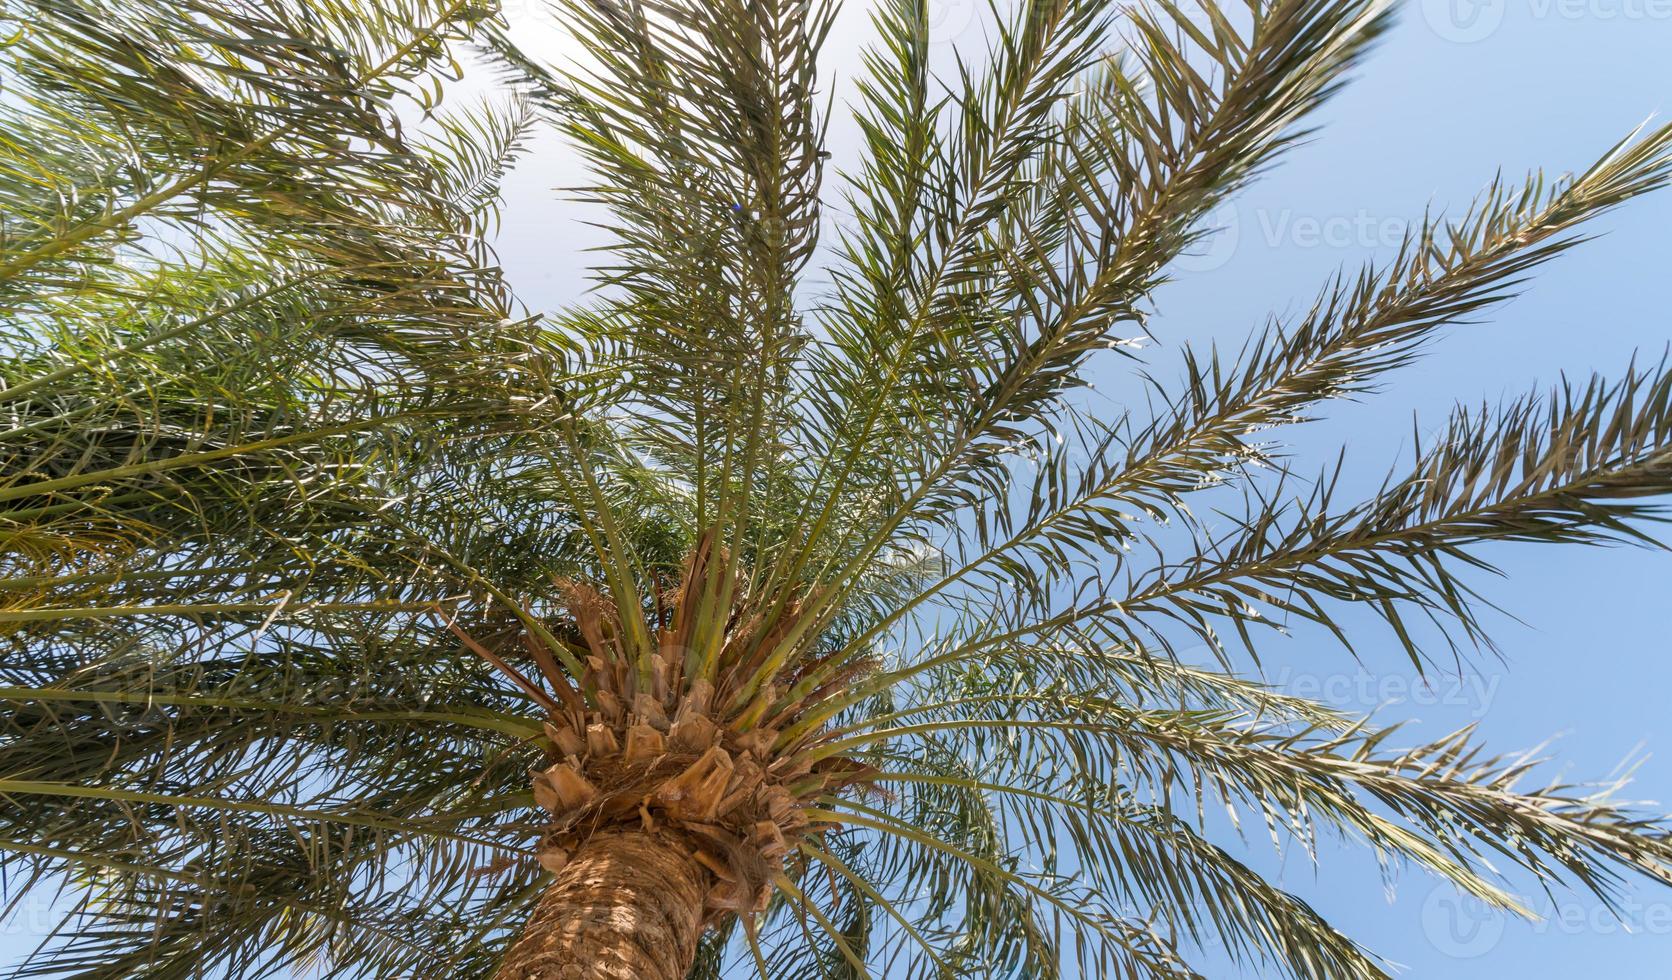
xmin=1112 ymin=357 xmax=1672 ymax=663
xmin=5 ymin=0 xmax=1672 ymax=977
xmin=0 ymin=0 xmax=561 ymax=624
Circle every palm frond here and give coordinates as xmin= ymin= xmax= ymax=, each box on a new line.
xmin=1117 ymin=358 xmax=1672 ymax=663
xmin=6 ymin=0 xmax=1672 ymax=977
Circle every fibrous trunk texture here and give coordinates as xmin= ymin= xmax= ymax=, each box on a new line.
xmin=476 ymin=532 xmax=874 ymax=976
xmin=494 ymin=830 xmax=711 ymax=980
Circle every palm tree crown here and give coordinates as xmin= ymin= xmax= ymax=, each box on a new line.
xmin=4 ymin=0 xmax=1672 ymax=976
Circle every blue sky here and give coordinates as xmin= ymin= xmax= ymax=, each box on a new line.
xmin=5 ymin=2 xmax=1670 ymax=977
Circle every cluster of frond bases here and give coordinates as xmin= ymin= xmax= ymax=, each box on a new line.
xmin=461 ymin=533 xmax=875 ymax=920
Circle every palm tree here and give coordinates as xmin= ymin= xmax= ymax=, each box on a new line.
xmin=5 ymin=0 xmax=1672 ymax=975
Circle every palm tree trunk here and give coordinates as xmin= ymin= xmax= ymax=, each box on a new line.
xmin=494 ymin=830 xmax=712 ymax=980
